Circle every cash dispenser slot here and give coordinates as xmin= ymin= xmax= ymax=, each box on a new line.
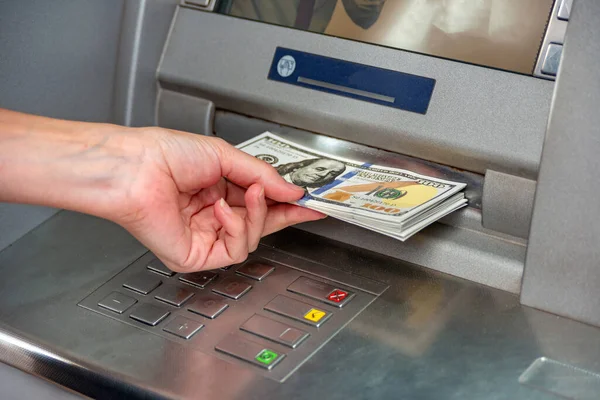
xmin=157 ymin=83 xmax=527 ymax=293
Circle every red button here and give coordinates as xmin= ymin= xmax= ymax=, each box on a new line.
xmin=327 ymin=289 xmax=348 ymax=303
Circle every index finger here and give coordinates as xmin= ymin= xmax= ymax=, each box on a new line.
xmin=209 ymin=137 xmax=305 ymax=203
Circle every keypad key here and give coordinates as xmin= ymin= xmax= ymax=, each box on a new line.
xmin=240 ymin=314 xmax=309 ymax=348
xmin=236 ymin=261 xmax=274 ymax=281
xmin=154 ymin=285 xmax=195 ymax=307
xmin=163 ymin=316 xmax=204 ymax=339
xmin=147 ymin=259 xmax=175 ymax=277
xmin=216 ymin=334 xmax=285 ymax=370
xmin=179 ymin=271 xmax=217 ymax=288
xmin=188 ymin=293 xmax=229 ymax=319
xmin=265 ymin=295 xmax=332 ymax=327
xmin=123 ymin=273 xmax=162 ymax=295
xmin=98 ymin=292 xmax=137 ymax=314
xmin=129 ymin=303 xmax=170 ymax=326
xmin=287 ymin=276 xmax=355 ymax=308
xmin=212 ymin=277 xmax=252 ymax=300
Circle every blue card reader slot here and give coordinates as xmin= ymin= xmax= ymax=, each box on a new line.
xmin=268 ymin=47 xmax=436 ymax=115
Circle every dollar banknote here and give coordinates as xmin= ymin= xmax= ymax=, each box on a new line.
xmin=237 ymin=132 xmax=467 ymax=240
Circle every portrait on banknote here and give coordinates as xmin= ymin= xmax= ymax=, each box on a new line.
xmin=276 ymin=158 xmax=346 ymax=189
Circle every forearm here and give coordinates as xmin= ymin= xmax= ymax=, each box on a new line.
xmin=0 ymin=108 xmax=142 ymax=219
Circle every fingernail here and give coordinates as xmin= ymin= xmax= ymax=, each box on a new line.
xmin=258 ymin=186 xmax=265 ymax=200
xmin=219 ymin=198 xmax=232 ymax=214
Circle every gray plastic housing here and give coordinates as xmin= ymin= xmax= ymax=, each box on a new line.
xmin=521 ymin=0 xmax=600 ymax=327
xmin=158 ymin=7 xmax=554 ymax=179
xmin=155 ymin=6 xmax=553 ymax=292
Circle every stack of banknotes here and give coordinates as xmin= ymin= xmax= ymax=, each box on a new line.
xmin=237 ymin=132 xmax=467 ymax=241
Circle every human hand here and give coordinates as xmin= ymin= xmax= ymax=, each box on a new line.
xmin=105 ymin=127 xmax=324 ymax=272
xmin=0 ymin=109 xmax=325 ymax=271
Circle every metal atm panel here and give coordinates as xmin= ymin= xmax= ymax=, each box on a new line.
xmin=3 ymin=1 xmax=600 ymax=399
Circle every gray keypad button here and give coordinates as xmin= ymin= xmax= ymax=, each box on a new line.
xmin=264 ymin=295 xmax=332 ymax=327
xmin=287 ymin=276 xmax=355 ymax=308
xmin=216 ymin=334 xmax=285 ymax=370
xmin=163 ymin=316 xmax=204 ymax=339
xmin=98 ymin=292 xmax=137 ymax=314
xmin=188 ymin=293 xmax=229 ymax=319
xmin=147 ymin=259 xmax=175 ymax=277
xmin=212 ymin=277 xmax=252 ymax=300
xmin=185 ymin=0 xmax=210 ymax=7
xmin=129 ymin=303 xmax=170 ymax=326
xmin=558 ymin=0 xmax=571 ymax=20
xmin=236 ymin=261 xmax=275 ymax=281
xmin=240 ymin=314 xmax=309 ymax=348
xmin=179 ymin=271 xmax=217 ymax=288
xmin=154 ymin=285 xmax=195 ymax=307
xmin=123 ymin=273 xmax=162 ymax=295
xmin=541 ymin=43 xmax=563 ymax=76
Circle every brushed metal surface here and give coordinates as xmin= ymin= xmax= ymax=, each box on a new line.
xmin=2 ymin=212 xmax=600 ymax=399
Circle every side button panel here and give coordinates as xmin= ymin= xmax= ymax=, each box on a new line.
xmin=264 ymin=295 xmax=332 ymax=327
xmin=240 ymin=314 xmax=309 ymax=348
xmin=216 ymin=335 xmax=285 ymax=370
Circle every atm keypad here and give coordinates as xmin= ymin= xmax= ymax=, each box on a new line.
xmin=78 ymin=250 xmax=380 ymax=382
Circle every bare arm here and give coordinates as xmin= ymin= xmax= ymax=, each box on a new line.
xmin=0 ymin=108 xmax=325 ymax=271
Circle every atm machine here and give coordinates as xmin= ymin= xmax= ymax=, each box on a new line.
xmin=1 ymin=0 xmax=600 ymax=399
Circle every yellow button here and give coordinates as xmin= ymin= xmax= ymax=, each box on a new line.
xmin=304 ymin=308 xmax=327 ymax=322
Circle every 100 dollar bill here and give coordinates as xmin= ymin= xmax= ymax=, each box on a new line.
xmin=237 ymin=132 xmax=467 ymax=223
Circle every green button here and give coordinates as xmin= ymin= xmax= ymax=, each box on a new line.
xmin=255 ymin=349 xmax=279 ymax=365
